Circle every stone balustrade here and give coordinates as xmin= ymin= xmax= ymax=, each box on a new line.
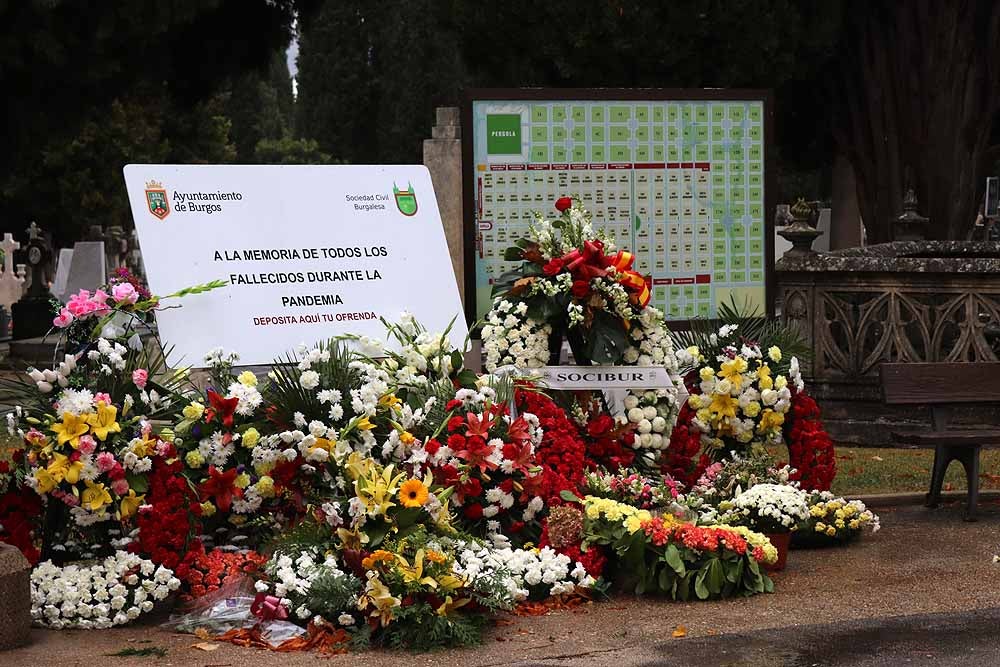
xmin=777 ymin=241 xmax=1000 ymax=443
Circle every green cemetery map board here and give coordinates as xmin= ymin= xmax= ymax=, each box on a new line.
xmin=467 ymin=94 xmax=770 ymax=322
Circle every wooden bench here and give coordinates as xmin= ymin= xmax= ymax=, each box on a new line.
xmin=880 ymin=362 xmax=1000 ymax=520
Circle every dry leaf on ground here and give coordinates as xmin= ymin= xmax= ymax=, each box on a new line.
xmin=191 ymin=642 xmax=220 ymax=652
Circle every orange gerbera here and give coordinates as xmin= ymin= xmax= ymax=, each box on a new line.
xmin=398 ymin=478 xmax=429 ymax=508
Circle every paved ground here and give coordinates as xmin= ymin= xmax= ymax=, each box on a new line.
xmin=6 ymin=499 xmax=1000 ymax=666
xmin=647 ymin=607 xmax=1000 ymax=666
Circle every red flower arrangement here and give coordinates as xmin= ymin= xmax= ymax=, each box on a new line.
xmin=662 ymin=403 xmax=711 ymax=488
xmin=514 ymin=388 xmax=587 ymax=505
xmin=129 ymin=452 xmax=201 ymax=570
xmin=0 ymin=486 xmax=41 ymax=564
xmin=782 ymin=390 xmax=836 ymax=491
xmin=176 ymin=547 xmax=267 ymax=600
xmin=428 ymin=397 xmax=546 ymax=536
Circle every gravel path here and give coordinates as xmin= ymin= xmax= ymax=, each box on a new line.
xmin=6 ymin=499 xmax=1000 ymax=667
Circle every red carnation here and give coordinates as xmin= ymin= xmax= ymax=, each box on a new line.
xmin=555 ymin=196 xmax=573 ymax=212
xmin=424 ymin=440 xmax=441 ymax=456
xmin=463 ymin=503 xmax=484 ymax=520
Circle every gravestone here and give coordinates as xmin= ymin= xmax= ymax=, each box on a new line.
xmin=51 ymin=248 xmax=74 ymax=301
xmin=0 ymin=233 xmax=26 ymax=339
xmin=11 ymin=222 xmax=55 ymax=340
xmin=63 ymin=241 xmax=107 ymax=298
xmin=0 ymin=544 xmax=30 ymax=650
xmin=0 ymin=233 xmax=26 ymax=310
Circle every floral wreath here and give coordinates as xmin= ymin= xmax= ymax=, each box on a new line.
xmin=481 ymin=197 xmax=681 ymax=456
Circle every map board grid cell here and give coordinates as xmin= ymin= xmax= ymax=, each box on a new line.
xmin=463 ymin=90 xmax=773 ymax=326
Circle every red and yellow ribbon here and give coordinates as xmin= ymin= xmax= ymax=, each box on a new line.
xmin=554 ymin=243 xmax=651 ymax=308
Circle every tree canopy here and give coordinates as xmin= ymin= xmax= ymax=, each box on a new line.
xmin=3 ymin=0 xmax=998 ymax=244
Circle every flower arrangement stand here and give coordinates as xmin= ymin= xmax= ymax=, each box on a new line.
xmin=880 ymin=362 xmax=1000 ymax=521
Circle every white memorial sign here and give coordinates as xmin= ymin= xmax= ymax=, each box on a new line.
xmin=124 ymin=164 xmax=467 ymax=366
xmin=534 ymin=366 xmax=674 ymax=390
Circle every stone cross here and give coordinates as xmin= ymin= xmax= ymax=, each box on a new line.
xmin=0 ymin=233 xmax=26 ymax=312
xmin=26 ymin=221 xmax=41 ymax=240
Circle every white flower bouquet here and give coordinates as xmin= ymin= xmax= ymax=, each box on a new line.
xmin=726 ymin=483 xmax=811 ymax=534
xmin=31 ymin=550 xmax=180 ymax=629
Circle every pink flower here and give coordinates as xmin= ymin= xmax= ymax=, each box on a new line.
xmin=94 ymin=392 xmax=112 ymax=404
xmin=77 ymin=435 xmax=97 ymax=456
xmin=111 ymin=282 xmax=138 ymax=305
xmin=96 ymin=452 xmax=116 ymax=472
xmin=66 ymin=290 xmax=94 ymax=317
xmin=53 ymin=308 xmax=74 ymax=328
xmin=132 ymin=369 xmax=148 ymax=389
xmin=89 ymin=290 xmax=112 ymax=316
xmin=111 ymin=478 xmax=129 ymax=495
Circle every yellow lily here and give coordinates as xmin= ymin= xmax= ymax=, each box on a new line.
xmin=131 ymin=434 xmax=158 ymax=457
xmin=355 ymin=415 xmax=376 ymax=431
xmin=758 ymin=408 xmax=785 ymax=433
xmin=86 ymin=401 xmax=121 ymax=441
xmin=435 ymin=573 xmax=466 ymax=594
xmin=344 ymin=451 xmax=373 ymax=482
xmin=708 ymin=392 xmax=738 ymax=421
xmin=378 ymin=394 xmax=402 ymax=411
xmin=436 ymin=595 xmax=471 ymax=617
xmin=50 ymin=412 xmax=89 ymax=448
xmin=119 ymin=489 xmax=146 ymax=518
xmin=718 ymin=357 xmax=748 ymax=391
xmin=335 ymin=525 xmax=369 ymax=550
xmin=395 ymin=549 xmax=439 ymax=589
xmin=355 ymin=461 xmax=406 ymax=517
xmin=360 ymin=575 xmax=400 ymax=627
xmin=81 ymin=480 xmax=113 ymax=511
xmin=34 ymin=468 xmax=59 ymax=494
xmin=47 ymin=452 xmax=83 ymax=484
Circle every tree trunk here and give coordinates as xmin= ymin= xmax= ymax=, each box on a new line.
xmin=828 ymin=1 xmax=1000 ymax=242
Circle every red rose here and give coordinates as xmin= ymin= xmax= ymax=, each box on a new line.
xmin=542 ymin=258 xmax=564 ymax=276
xmin=463 ymin=503 xmax=484 ymax=520
xmin=555 ymin=196 xmax=573 ymax=212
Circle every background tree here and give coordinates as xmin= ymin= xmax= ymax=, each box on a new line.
xmin=0 ymin=0 xmax=318 ymax=244
xmin=295 ymin=0 xmax=378 ymax=163
xmin=224 ymin=51 xmax=296 ymax=161
xmin=827 ymin=0 xmax=1000 ymax=242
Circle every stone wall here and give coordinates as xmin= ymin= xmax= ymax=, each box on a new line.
xmin=777 ymin=241 xmax=1000 ymax=444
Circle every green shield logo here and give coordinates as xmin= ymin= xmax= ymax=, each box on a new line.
xmin=393 ymin=182 xmax=418 ymax=216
